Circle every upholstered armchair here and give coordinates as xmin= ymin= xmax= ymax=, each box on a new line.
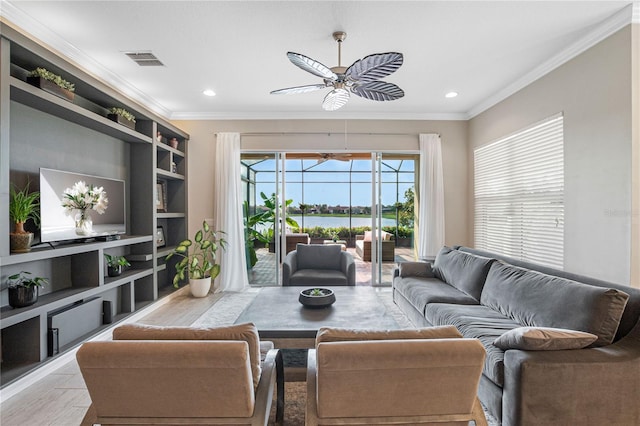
xmin=77 ymin=323 xmax=283 ymax=426
xmin=306 ymin=326 xmax=488 ymax=425
xmin=282 ymin=243 xmax=355 ymax=286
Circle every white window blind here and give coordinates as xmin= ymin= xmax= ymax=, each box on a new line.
xmin=474 ymin=114 xmax=564 ymax=269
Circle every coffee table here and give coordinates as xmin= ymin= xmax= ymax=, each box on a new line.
xmin=235 ymin=286 xmax=401 ymax=349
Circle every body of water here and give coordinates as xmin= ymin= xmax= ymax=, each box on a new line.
xmin=290 ymin=215 xmax=396 ymax=229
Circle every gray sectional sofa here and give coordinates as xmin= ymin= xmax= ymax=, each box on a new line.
xmin=393 ymin=246 xmax=640 ymax=426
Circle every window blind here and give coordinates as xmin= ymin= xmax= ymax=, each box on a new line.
xmin=474 ymin=114 xmax=564 ymax=269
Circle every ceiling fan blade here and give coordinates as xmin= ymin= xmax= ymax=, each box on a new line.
xmin=351 ymin=81 xmax=405 ymax=101
xmin=322 ymin=88 xmax=350 ymax=111
xmin=345 ymin=52 xmax=403 ymax=83
xmin=287 ymin=52 xmax=337 ymax=81
xmin=270 ymin=84 xmax=327 ymax=95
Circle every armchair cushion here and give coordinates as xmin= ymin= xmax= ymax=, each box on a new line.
xmin=316 ymin=325 xmax=462 ymax=346
xmin=113 ymin=322 xmax=262 ymax=388
xmin=296 ymin=243 xmax=342 ymax=270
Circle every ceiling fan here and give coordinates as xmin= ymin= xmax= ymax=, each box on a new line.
xmin=317 ymin=153 xmax=352 ymax=164
xmin=271 ymin=32 xmax=404 ymax=111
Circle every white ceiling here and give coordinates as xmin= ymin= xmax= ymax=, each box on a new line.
xmin=2 ymin=1 xmax=636 ymax=120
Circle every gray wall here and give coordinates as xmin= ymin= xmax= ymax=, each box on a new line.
xmin=469 ymin=26 xmax=634 ymax=285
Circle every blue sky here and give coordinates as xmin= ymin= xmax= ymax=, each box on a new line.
xmin=249 ymin=158 xmax=415 ymax=207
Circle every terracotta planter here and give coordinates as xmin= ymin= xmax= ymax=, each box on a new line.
xmin=8 ymin=285 xmax=38 ymax=308
xmin=27 ymin=76 xmax=74 ymax=102
xmin=107 ymin=114 xmax=136 ymax=130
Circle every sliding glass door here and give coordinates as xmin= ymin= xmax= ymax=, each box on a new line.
xmin=241 ymin=151 xmax=417 ymax=286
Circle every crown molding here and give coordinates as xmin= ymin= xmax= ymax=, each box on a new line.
xmin=0 ymin=0 xmax=172 ymax=119
xmin=170 ymin=111 xmax=469 ymax=121
xmin=466 ymin=3 xmax=635 ymax=119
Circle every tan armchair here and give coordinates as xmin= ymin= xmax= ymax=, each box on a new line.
xmin=306 ymin=335 xmax=487 ymax=425
xmin=77 ymin=323 xmax=283 ymax=426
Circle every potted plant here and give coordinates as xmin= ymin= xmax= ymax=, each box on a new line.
xmin=7 ymin=271 xmax=48 ymax=308
xmin=107 ymin=107 xmax=136 ymax=130
xmin=104 ymin=254 xmax=131 ymax=277
xmin=27 ymin=67 xmax=75 ymax=102
xmin=9 ymin=181 xmax=40 ymax=253
xmin=166 ymin=221 xmax=227 ymax=297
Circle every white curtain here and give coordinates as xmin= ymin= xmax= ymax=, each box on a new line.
xmin=418 ymin=134 xmax=445 ymax=261
xmin=213 ymin=133 xmax=249 ymax=292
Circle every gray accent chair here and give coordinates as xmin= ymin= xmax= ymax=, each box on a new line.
xmin=282 ymin=244 xmax=356 ymax=286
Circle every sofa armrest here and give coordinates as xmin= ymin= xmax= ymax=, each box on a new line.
xmin=340 ymin=251 xmax=356 ymax=285
xmin=502 ymin=332 xmax=640 ymax=425
xmin=282 ymin=251 xmax=298 ymax=287
xmin=254 ymin=348 xmax=284 ymax=426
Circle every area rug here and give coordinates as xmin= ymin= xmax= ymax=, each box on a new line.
xmin=195 ymin=288 xmax=500 ymax=426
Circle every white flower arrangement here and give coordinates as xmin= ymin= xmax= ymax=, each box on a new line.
xmin=61 ymin=181 xmax=108 ymax=215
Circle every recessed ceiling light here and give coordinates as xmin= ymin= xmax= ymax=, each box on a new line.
xmin=445 ymin=91 xmax=458 ymax=98
xmin=203 ymin=89 xmax=216 ymax=97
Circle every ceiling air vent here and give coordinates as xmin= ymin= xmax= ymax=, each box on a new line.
xmin=124 ymin=51 xmax=164 ymax=67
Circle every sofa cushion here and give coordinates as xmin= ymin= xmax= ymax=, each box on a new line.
xmin=113 ymin=322 xmax=262 ymax=388
xmin=399 ymin=261 xmax=434 ymax=278
xmin=481 ymin=261 xmax=630 ymax=347
xmin=493 ymin=327 xmax=598 ymax=351
xmin=425 ymin=303 xmax=521 ymax=387
xmin=297 ymin=244 xmax=342 ymax=270
xmin=432 ymin=246 xmax=495 ymax=301
xmin=315 ymin=325 xmax=462 ymax=346
xmin=393 ymin=276 xmax=479 ymax=316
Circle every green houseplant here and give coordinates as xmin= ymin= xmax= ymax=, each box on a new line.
xmin=104 ymin=254 xmax=131 ymax=277
xmin=27 ymin=67 xmax=75 ymax=101
xmin=9 ymin=181 xmax=40 ymax=253
xmin=107 ymin=107 xmax=136 ymax=130
xmin=7 ymin=271 xmax=48 ymax=308
xmin=167 ymin=221 xmax=227 ymax=297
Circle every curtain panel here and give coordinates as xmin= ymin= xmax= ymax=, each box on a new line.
xmin=214 ymin=133 xmax=249 ymax=292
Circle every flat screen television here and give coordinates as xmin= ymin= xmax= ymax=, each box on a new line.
xmin=40 ymin=168 xmax=126 ymax=243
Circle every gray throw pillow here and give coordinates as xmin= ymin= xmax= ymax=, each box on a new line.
xmin=399 ymin=261 xmax=434 ymax=278
xmin=494 ymin=327 xmax=598 ymax=351
xmin=432 ymin=246 xmax=495 ymax=301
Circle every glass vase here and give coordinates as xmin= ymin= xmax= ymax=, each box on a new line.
xmin=75 ymin=211 xmax=93 ymax=236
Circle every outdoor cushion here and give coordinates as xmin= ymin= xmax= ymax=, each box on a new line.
xmin=481 ymin=261 xmax=630 ymax=347
xmin=315 ymin=325 xmax=462 ymax=346
xmin=425 ymin=302 xmax=521 ymax=387
xmin=493 ymin=327 xmax=598 ymax=351
xmin=432 ymin=246 xmax=495 ymax=301
xmin=296 ymin=243 xmax=342 ymax=270
xmin=113 ymin=322 xmax=262 ymax=388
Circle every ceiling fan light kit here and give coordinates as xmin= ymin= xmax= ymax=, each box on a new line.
xmin=271 ymin=31 xmax=404 ymax=111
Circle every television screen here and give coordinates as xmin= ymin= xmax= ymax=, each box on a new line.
xmin=40 ymin=168 xmax=126 ymax=243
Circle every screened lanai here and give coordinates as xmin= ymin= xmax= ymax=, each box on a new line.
xmin=241 ymin=152 xmax=417 ymax=286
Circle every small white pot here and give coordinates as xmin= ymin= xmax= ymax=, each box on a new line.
xmin=189 ymin=277 xmax=212 ymax=298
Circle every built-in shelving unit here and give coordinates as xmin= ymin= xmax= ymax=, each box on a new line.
xmin=0 ymin=22 xmax=188 ymax=386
